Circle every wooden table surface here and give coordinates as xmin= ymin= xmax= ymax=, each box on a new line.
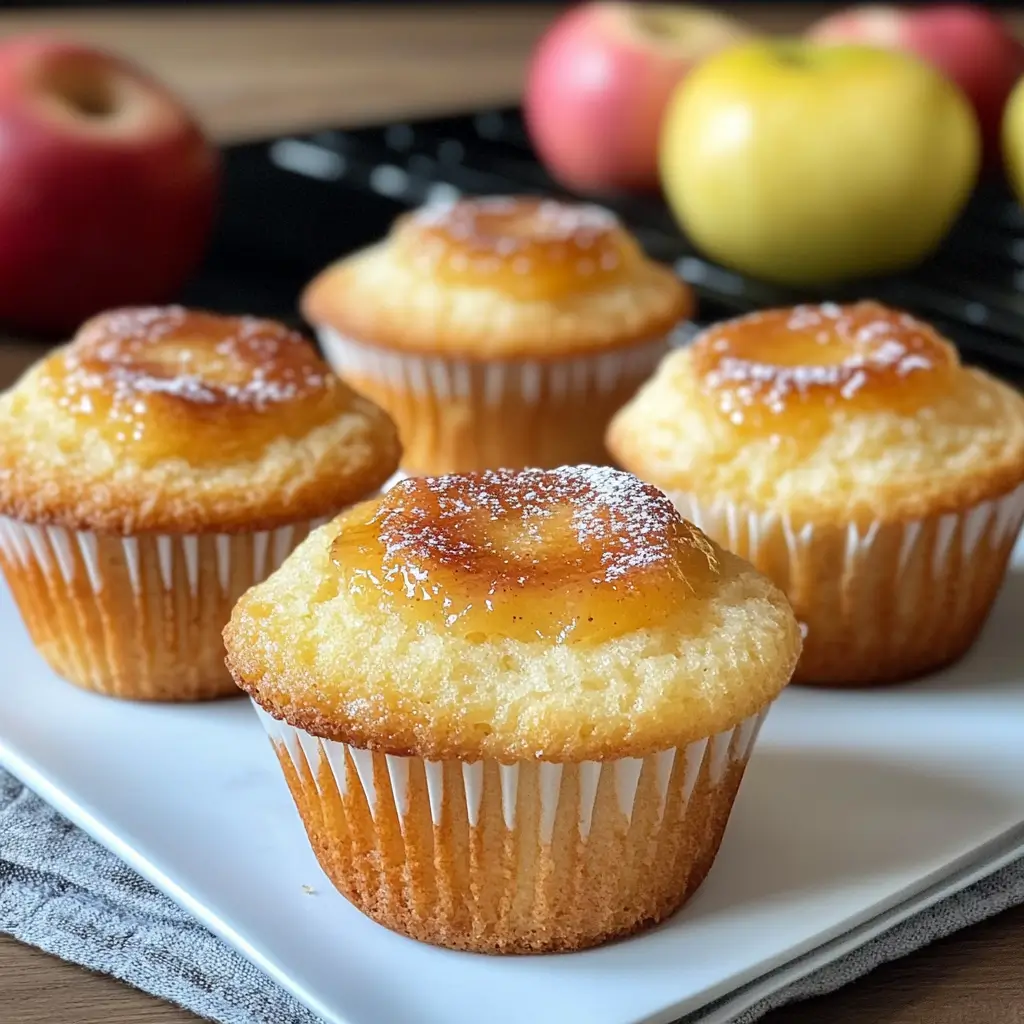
xmin=0 ymin=4 xmax=1022 ymax=1023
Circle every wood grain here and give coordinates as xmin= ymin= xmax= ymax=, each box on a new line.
xmin=0 ymin=4 xmax=1022 ymax=1023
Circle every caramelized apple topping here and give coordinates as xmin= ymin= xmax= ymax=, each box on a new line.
xmin=330 ymin=465 xmax=719 ymax=644
xmin=40 ymin=306 xmax=346 ymax=464
xmin=691 ymin=301 xmax=957 ymax=434
xmin=393 ymin=196 xmax=642 ymax=300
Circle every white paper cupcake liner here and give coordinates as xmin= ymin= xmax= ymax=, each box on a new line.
xmin=316 ymin=325 xmax=672 ymax=473
xmin=0 ymin=518 xmax=329 ymax=599
xmin=317 ymin=326 xmax=670 ymax=405
xmin=669 ymin=483 xmax=1024 ymax=684
xmin=251 ymin=699 xmax=771 ymax=952
xmin=0 ymin=516 xmax=330 ymax=700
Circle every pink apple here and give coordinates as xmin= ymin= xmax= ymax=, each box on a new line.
xmin=524 ymin=2 xmax=754 ymax=193
xmin=809 ymin=4 xmax=1024 ymax=168
xmin=0 ymin=35 xmax=220 ymax=335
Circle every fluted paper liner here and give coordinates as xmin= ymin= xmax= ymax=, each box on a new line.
xmin=318 ymin=326 xmax=670 ymax=473
xmin=670 ymin=484 xmax=1024 ymax=686
xmin=0 ymin=517 xmax=328 ymax=701
xmin=252 ymin=701 xmax=771 ymax=953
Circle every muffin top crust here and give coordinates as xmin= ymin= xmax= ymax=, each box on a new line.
xmin=225 ymin=465 xmax=800 ymax=761
xmin=301 ymin=196 xmax=692 ymax=359
xmin=0 ymin=306 xmax=401 ymax=534
xmin=608 ymin=302 xmax=1024 ymax=522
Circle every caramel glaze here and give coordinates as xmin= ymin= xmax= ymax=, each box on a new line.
xmin=391 ymin=196 xmax=644 ymax=302
xmin=691 ymin=302 xmax=958 ymax=439
xmin=330 ymin=465 xmax=720 ymax=645
xmin=33 ymin=307 xmax=350 ymax=466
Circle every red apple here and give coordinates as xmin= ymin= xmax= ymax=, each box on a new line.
xmin=0 ymin=35 xmax=219 ymax=335
xmin=524 ymin=2 xmax=753 ymax=193
xmin=809 ymin=4 xmax=1024 ymax=168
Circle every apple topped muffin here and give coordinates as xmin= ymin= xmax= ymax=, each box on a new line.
xmin=0 ymin=306 xmax=399 ymax=700
xmin=609 ymin=301 xmax=1024 ymax=685
xmin=302 ymin=195 xmax=692 ymax=474
xmin=225 ymin=465 xmax=800 ymax=952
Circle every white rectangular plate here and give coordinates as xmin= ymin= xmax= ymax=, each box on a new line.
xmin=1 ymin=544 xmax=1022 ymax=1024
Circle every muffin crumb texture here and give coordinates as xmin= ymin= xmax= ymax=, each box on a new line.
xmin=227 ymin=466 xmax=801 ymax=760
xmin=302 ymin=196 xmax=691 ymax=359
xmin=609 ymin=304 xmax=1024 ymax=521
xmin=0 ymin=306 xmax=400 ymax=533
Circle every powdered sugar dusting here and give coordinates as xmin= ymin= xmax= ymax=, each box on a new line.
xmin=335 ymin=466 xmax=718 ymax=644
xmin=373 ymin=466 xmax=687 ymax=587
xmin=43 ymin=306 xmax=339 ymax=454
xmin=399 ymin=196 xmax=626 ymax=289
xmin=413 ymin=196 xmax=618 ymax=243
xmin=54 ymin=306 xmax=332 ymax=435
xmin=695 ymin=301 xmax=956 ymax=422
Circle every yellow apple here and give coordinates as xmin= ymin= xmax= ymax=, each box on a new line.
xmin=1003 ymin=75 xmax=1024 ymax=205
xmin=659 ymin=41 xmax=980 ymax=286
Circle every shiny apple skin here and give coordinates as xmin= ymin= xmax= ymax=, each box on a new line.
xmin=0 ymin=35 xmax=220 ymax=335
xmin=660 ymin=41 xmax=980 ymax=286
xmin=1003 ymin=74 xmax=1024 ymax=205
xmin=524 ymin=2 xmax=751 ymax=194
xmin=810 ymin=4 xmax=1024 ymax=169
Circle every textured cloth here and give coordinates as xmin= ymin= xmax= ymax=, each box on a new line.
xmin=1 ymin=768 xmax=1022 ymax=1024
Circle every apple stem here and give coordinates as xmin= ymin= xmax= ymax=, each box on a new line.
xmin=47 ymin=66 xmax=118 ymax=119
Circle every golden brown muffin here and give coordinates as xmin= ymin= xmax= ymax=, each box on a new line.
xmin=301 ymin=195 xmax=692 ymax=474
xmin=608 ymin=301 xmax=1024 ymax=686
xmin=225 ymin=465 xmax=800 ymax=953
xmin=0 ymin=306 xmax=400 ymax=700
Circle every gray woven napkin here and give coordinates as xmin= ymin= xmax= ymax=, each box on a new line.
xmin=2 ymin=768 xmax=1023 ymax=1024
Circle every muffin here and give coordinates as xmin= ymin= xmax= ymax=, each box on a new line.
xmin=225 ymin=465 xmax=800 ymax=953
xmin=608 ymin=301 xmax=1024 ymax=686
xmin=301 ymin=195 xmax=692 ymax=474
xmin=0 ymin=306 xmax=400 ymax=701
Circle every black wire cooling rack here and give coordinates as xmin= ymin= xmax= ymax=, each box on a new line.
xmin=185 ymin=106 xmax=1024 ymax=383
